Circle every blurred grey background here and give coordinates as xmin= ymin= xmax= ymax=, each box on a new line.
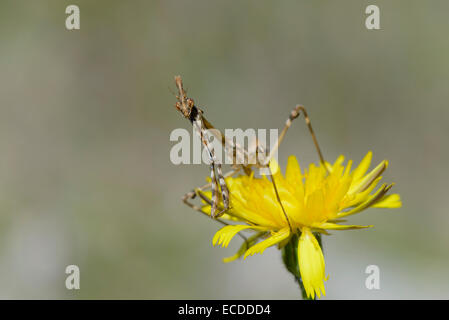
xmin=0 ymin=0 xmax=447 ymax=299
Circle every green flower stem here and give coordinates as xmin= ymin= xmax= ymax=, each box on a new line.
xmin=281 ymin=232 xmax=322 ymax=300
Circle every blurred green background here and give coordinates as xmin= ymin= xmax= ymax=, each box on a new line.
xmin=0 ymin=0 xmax=448 ymax=299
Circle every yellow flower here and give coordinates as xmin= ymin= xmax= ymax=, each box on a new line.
xmin=202 ymin=151 xmax=401 ymax=299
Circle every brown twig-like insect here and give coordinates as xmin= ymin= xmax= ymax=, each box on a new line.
xmin=173 ymin=76 xmax=326 ymax=230
xmin=174 ymin=76 xmax=231 ymax=219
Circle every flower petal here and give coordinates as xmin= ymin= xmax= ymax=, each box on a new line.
xmin=338 ymin=184 xmax=393 ymax=218
xmin=222 ymin=232 xmax=267 ymax=263
xmin=349 ymin=160 xmax=388 ymax=195
xmin=343 ymin=176 xmax=382 ymax=208
xmin=244 ymin=227 xmax=291 ymax=258
xmin=201 ymin=205 xmax=241 ymax=222
xmin=352 ymin=151 xmax=372 ymax=182
xmin=317 ymin=222 xmax=372 ymax=230
xmin=298 ymin=228 xmax=327 ymax=299
xmin=372 ymin=193 xmax=402 ymax=208
xmin=332 ymin=155 xmax=345 ymax=171
xmin=212 ymin=225 xmax=266 ymax=248
xmin=286 ymin=155 xmax=303 ymax=186
xmin=269 ymin=158 xmax=282 ymax=177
